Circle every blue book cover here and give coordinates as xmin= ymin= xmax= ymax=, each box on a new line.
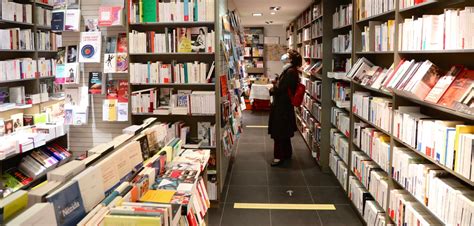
xmin=47 ymin=181 xmax=86 ymax=226
xmin=184 ymin=0 xmax=189 ymax=21
xmin=51 ymin=11 xmax=65 ymax=31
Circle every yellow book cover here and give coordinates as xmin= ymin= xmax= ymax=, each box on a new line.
xmin=139 ymin=190 xmax=176 ymax=203
xmin=454 ymin=125 xmax=474 ymax=171
xmin=1 ymin=190 xmax=28 ymax=222
xmin=104 ymin=215 xmax=161 ymax=226
xmin=108 ymin=99 xmax=117 ymax=121
xmin=139 ymin=0 xmax=143 ymax=23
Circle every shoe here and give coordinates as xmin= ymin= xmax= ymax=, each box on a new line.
xmin=270 ymin=159 xmax=283 ymax=167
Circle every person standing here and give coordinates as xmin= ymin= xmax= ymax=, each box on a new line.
xmin=268 ymin=49 xmax=302 ymax=167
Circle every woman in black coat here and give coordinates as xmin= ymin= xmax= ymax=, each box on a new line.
xmin=268 ymin=49 xmax=302 ymax=167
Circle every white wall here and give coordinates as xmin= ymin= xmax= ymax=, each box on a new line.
xmin=263 ymin=24 xmax=287 ymax=79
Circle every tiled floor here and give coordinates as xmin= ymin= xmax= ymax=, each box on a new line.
xmin=208 ymin=111 xmax=364 ymax=226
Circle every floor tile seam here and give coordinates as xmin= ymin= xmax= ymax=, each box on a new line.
xmin=264 ymin=129 xmax=273 ymax=226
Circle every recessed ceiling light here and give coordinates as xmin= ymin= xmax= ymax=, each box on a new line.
xmin=270 ymin=11 xmax=276 ymax=15
xmin=252 ymin=13 xmax=262 ymax=16
xmin=270 ymin=6 xmax=281 ymax=11
xmin=265 ymin=21 xmax=274 ymax=24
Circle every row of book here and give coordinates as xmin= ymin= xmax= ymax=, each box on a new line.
xmin=388 ymin=189 xmax=443 ymax=226
xmin=243 ymin=46 xmax=263 ymax=57
xmin=51 ymin=9 xmax=81 ymax=32
xmin=2 ymin=142 xmax=69 ymax=195
xmin=352 ymin=91 xmax=393 ymax=133
xmin=332 ymin=31 xmax=352 ymax=53
xmin=393 ymin=106 xmax=474 ymax=180
xmin=301 ymin=60 xmax=322 ymax=77
xmin=329 ymin=149 xmax=348 ymax=190
xmin=35 ymin=6 xmax=52 ymax=27
xmin=0 ymin=0 xmax=32 ymax=23
xmin=302 ymin=42 xmax=323 ymax=58
xmin=333 ymin=4 xmax=352 ymax=29
xmin=0 ymin=28 xmax=34 ymax=50
xmin=296 ymin=2 xmax=322 ymax=28
xmin=361 ymin=20 xmax=395 ymax=52
xmin=357 ymin=0 xmax=395 ymax=21
xmin=302 ymin=93 xmax=321 ymax=123
xmin=348 ymin=176 xmax=388 ymax=226
xmin=331 ymin=57 xmax=352 ymax=74
xmin=399 ymin=7 xmax=474 ymax=51
xmin=331 ymin=81 xmax=350 ymax=106
xmin=399 ymin=0 xmax=431 ymax=9
xmin=353 ymin=122 xmax=391 ymax=173
xmin=304 ymin=78 xmax=322 ymax=101
xmin=351 ymin=151 xmax=389 ymax=209
xmin=330 ymin=128 xmax=349 ymax=164
xmin=129 ymin=61 xmax=214 ymax=84
xmin=390 ymin=156 xmax=473 ymax=225
xmin=129 ymin=28 xmax=215 ymax=53
xmin=131 ymin=89 xmax=216 ymax=115
xmin=129 ymin=0 xmax=215 ymax=23
xmin=300 ymin=21 xmax=323 ymax=42
xmin=348 ymin=57 xmax=472 ymax=112
xmin=331 ymin=107 xmax=350 ymax=138
xmin=0 ymin=58 xmax=37 ymax=81
xmin=36 ymin=31 xmax=60 ymax=51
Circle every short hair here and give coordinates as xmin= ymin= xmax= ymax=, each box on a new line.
xmin=287 ymin=49 xmax=302 ymax=67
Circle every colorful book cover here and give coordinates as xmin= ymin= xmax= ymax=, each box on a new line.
xmin=116 ymin=53 xmax=128 ymax=72
xmin=106 ymin=80 xmax=118 ymax=100
xmin=117 ymin=80 xmax=129 ymax=103
xmin=98 ymin=6 xmax=123 ymax=26
xmin=88 ymin=72 xmax=103 ymax=94
xmin=56 ymin=47 xmax=66 ymax=65
xmin=23 ymin=115 xmax=34 ymax=126
xmin=4 ymin=119 xmax=13 ymax=134
xmin=103 ymin=53 xmax=117 ymax=73
xmin=64 ymin=9 xmax=80 ymax=31
xmin=79 ymin=32 xmax=102 ymax=63
xmin=65 ymin=63 xmax=78 ymax=84
xmin=11 ymin=113 xmax=23 ymax=131
xmin=55 ymin=64 xmax=66 ymax=84
xmin=177 ymin=28 xmax=192 ymax=53
xmin=438 ymin=69 xmax=474 ymax=108
xmin=117 ymin=33 xmax=127 ymax=53
xmin=140 ymin=189 xmax=176 ymax=203
xmin=46 ymin=181 xmax=86 ymax=226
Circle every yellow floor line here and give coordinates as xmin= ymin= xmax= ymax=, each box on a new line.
xmin=234 ymin=203 xmax=336 ymax=210
xmin=246 ymin=125 xmax=268 ymax=128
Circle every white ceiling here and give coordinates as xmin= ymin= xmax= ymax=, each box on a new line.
xmin=230 ymin=0 xmax=313 ymax=26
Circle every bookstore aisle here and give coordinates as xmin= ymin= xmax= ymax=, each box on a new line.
xmin=208 ymin=111 xmax=363 ymax=226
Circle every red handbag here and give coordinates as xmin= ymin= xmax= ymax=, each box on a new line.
xmin=288 ymin=83 xmax=305 ymax=106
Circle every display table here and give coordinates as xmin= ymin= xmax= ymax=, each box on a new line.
xmin=249 ymin=84 xmax=272 ymax=110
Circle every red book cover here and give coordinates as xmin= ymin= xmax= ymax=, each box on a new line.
xmin=117 ymin=80 xmax=129 ymax=103
xmin=438 ymin=69 xmax=474 ymax=108
xmin=117 ymin=33 xmax=127 ymax=53
xmin=382 ymin=59 xmax=405 ymax=88
xmin=220 ymin=75 xmax=228 ymax=97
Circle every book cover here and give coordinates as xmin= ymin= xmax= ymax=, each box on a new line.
xmin=220 ymin=75 xmax=228 ymax=97
xmin=177 ymin=28 xmax=192 ymax=53
xmin=140 ymin=190 xmax=176 ymax=203
xmin=103 ymin=54 xmax=117 ymax=73
xmin=4 ymin=119 xmax=13 ymax=134
xmin=84 ymin=18 xmax=99 ymax=32
xmin=197 ymin=122 xmax=211 ymax=146
xmin=67 ymin=45 xmax=78 ymax=63
xmin=117 ymin=102 xmax=128 ymax=122
xmin=191 ymin=27 xmax=207 ymax=52
xmin=23 ymin=115 xmax=34 ymax=126
xmin=425 ymin=65 xmax=464 ymax=103
xmin=46 ymin=181 xmax=86 ymax=226
xmin=116 ymin=53 xmax=128 ymax=72
xmin=88 ymin=72 xmax=103 ymax=94
xmin=11 ymin=113 xmax=23 ymax=131
xmin=55 ymin=65 xmax=66 ymax=84
xmin=117 ymin=33 xmax=127 ymax=53
xmin=56 ymin=47 xmax=66 ymax=65
xmin=105 ymin=37 xmax=117 ymax=54
xmin=51 ymin=10 xmax=65 ymax=31
xmin=438 ymin=69 xmax=474 ymax=108
xmin=106 ymin=80 xmax=118 ymax=100
xmin=65 ymin=63 xmax=78 ymax=84
xmin=141 ymin=0 xmax=157 ymax=22
xmin=98 ymin=6 xmax=123 ymax=26
xmin=64 ymin=108 xmax=73 ymax=125
xmin=117 ymin=80 xmax=129 ymax=103
xmin=79 ymin=32 xmax=101 ymax=63
xmin=64 ymin=9 xmax=80 ymax=31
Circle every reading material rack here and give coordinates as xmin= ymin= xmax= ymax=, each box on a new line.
xmin=126 ymin=0 xmax=238 ymax=204
xmin=0 ymin=0 xmax=66 ymax=198
xmin=291 ymin=0 xmax=474 ymax=225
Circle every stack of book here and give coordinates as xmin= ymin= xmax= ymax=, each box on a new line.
xmin=354 ymin=123 xmax=391 ymax=173
xmin=311 ymin=20 xmax=323 ymax=38
xmin=357 ymin=0 xmax=395 ymax=21
xmin=331 ymin=107 xmax=350 ymax=136
xmin=130 ymin=61 xmax=214 ymax=84
xmin=330 ymin=128 xmax=349 ymax=164
xmin=329 ymin=149 xmax=348 ymax=189
xmin=305 ymin=79 xmax=322 ymax=100
xmin=129 ymin=28 xmax=215 ymax=53
xmin=331 ymin=81 xmax=350 ymax=107
xmin=0 ymin=58 xmax=38 ymax=81
xmin=302 ymin=27 xmax=311 ymax=41
xmin=0 ymin=29 xmax=34 ymax=50
xmin=399 ymin=7 xmax=474 ymax=51
xmin=303 ymin=42 xmax=323 ymax=58
xmin=35 ymin=6 xmax=52 ymax=27
xmin=348 ymin=176 xmax=388 ymax=225
xmin=0 ymin=1 xmax=32 ymax=23
xmin=332 ymin=31 xmax=352 ymax=53
xmin=37 ymin=58 xmax=56 ymax=78
xmin=361 ymin=20 xmax=395 ymax=52
xmin=388 ymin=190 xmax=443 ymax=226
xmin=36 ymin=31 xmax=60 ymax=51
xmin=129 ymin=0 xmax=215 ymax=23
xmin=333 ymin=4 xmax=352 ymax=28
xmin=352 ymin=92 xmax=393 ymax=132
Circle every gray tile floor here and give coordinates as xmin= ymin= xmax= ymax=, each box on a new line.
xmin=208 ymin=111 xmax=364 ymax=226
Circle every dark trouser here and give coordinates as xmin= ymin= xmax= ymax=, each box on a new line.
xmin=274 ymin=137 xmax=293 ymax=160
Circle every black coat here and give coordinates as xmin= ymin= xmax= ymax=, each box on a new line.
xmin=268 ymin=67 xmax=299 ymax=139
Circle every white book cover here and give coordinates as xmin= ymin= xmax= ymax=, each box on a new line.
xmin=64 ymin=9 xmax=80 ymax=31
xmin=79 ymin=32 xmax=102 ymax=63
xmin=74 ymin=166 xmax=105 ymax=212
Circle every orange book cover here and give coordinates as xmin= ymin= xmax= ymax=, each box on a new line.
xmin=438 ymin=69 xmax=474 ymax=108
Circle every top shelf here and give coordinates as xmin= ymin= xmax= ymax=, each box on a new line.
xmin=398 ymin=0 xmax=439 ymax=13
xmin=129 ymin=21 xmax=215 ymax=28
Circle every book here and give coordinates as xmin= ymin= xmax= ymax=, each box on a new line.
xmin=84 ymin=18 xmax=99 ymax=32
xmin=105 ymin=36 xmax=117 ymax=54
xmin=64 ymin=9 xmax=80 ymax=31
xmin=116 ymin=53 xmax=128 ymax=72
xmin=191 ymin=27 xmax=207 ymax=52
xmin=425 ymin=65 xmax=464 ymax=103
xmin=117 ymin=33 xmax=127 ymax=53
xmin=88 ymin=72 xmax=103 ymax=94
xmin=79 ymin=32 xmax=102 ymax=63
xmin=98 ymin=6 xmax=123 ymax=26
xmin=51 ymin=10 xmax=65 ymax=31
xmin=46 ymin=181 xmax=86 ymax=226
xmin=65 ymin=63 xmax=78 ymax=84
xmin=67 ymin=45 xmax=78 ymax=63
xmin=103 ymin=54 xmax=117 ymax=73
xmin=438 ymin=69 xmax=474 ymax=108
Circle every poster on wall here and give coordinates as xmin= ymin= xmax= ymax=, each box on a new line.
xmin=79 ymin=32 xmax=102 ymax=63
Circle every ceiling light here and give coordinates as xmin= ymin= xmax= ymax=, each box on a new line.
xmin=265 ymin=21 xmax=274 ymax=24
xmin=270 ymin=6 xmax=281 ymax=11
xmin=270 ymin=11 xmax=276 ymax=15
xmin=252 ymin=13 xmax=262 ymax=16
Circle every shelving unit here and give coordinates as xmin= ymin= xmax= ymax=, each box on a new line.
xmin=243 ymin=27 xmax=265 ymax=76
xmin=0 ymin=0 xmax=65 ymax=199
xmin=290 ymin=0 xmax=474 ymax=225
